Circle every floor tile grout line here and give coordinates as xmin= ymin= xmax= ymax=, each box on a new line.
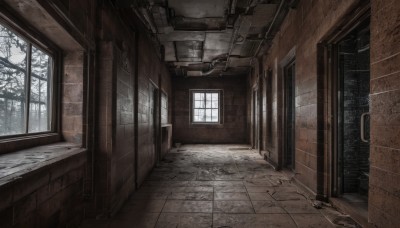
xmin=153 ymin=191 xmax=171 ymax=227
xmin=212 ymin=183 xmax=215 ymax=227
xmin=232 ymin=150 xmax=257 ymax=214
xmin=285 ymin=210 xmax=300 ymax=228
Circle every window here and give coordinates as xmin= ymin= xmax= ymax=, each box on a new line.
xmin=161 ymin=91 xmax=168 ymax=124
xmin=0 ymin=23 xmax=53 ymax=137
xmin=192 ymin=91 xmax=220 ymax=123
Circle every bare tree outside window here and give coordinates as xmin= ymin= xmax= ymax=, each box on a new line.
xmin=0 ymin=23 xmax=52 ymax=136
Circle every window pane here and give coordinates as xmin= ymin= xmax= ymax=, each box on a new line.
xmin=212 ymin=109 xmax=218 ymax=122
xmin=206 ymin=93 xmax=211 ymax=101
xmin=28 ymin=46 xmax=52 ymax=133
xmin=193 ymin=108 xmax=198 ymax=122
xmin=205 ymin=100 xmax=212 ymax=108
xmin=212 ymin=93 xmax=218 ymax=101
xmin=205 ymin=109 xmax=212 ymax=122
xmin=205 ymin=93 xmax=212 ymax=108
xmin=194 ymin=92 xmax=203 ymax=101
xmin=0 ymin=24 xmax=27 ymax=136
xmin=193 ymin=114 xmax=199 ymax=122
xmin=161 ymin=92 xmax=168 ymax=124
xmin=194 ymin=93 xmax=200 ymax=100
xmin=194 ymin=108 xmax=205 ymax=122
xmin=212 ymin=100 xmax=218 ymax=108
xmin=194 ymin=100 xmax=204 ymax=108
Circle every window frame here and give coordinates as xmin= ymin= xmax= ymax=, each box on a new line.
xmin=190 ymin=89 xmax=223 ymax=125
xmin=0 ymin=13 xmax=60 ymax=141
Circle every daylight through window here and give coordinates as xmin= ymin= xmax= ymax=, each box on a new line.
xmin=0 ymin=23 xmax=53 ymax=136
xmin=193 ymin=91 xmax=219 ymax=123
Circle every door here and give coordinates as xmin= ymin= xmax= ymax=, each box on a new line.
xmin=335 ymin=19 xmax=370 ymax=198
xmin=284 ymin=60 xmax=295 ymax=169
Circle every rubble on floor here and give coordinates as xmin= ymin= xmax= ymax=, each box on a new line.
xmin=81 ymin=145 xmax=360 ymax=228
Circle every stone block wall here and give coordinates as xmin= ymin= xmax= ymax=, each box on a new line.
xmin=0 ymin=0 xmax=172 ymax=225
xmin=136 ymin=32 xmax=172 ymax=186
xmin=253 ymin=0 xmax=360 ymax=194
xmin=63 ymin=51 xmax=86 ymax=144
xmin=249 ymin=0 xmax=400 ymax=226
xmin=369 ymin=0 xmax=400 ymax=227
xmin=95 ymin=6 xmax=172 ymax=213
xmin=0 ymin=0 xmax=95 ymax=226
xmin=95 ymin=5 xmax=138 ymax=215
xmin=0 ymin=146 xmax=86 ymax=227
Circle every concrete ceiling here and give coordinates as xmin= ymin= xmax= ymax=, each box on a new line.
xmin=118 ymin=0 xmax=290 ymax=77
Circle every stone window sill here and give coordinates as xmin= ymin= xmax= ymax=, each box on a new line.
xmin=189 ymin=123 xmax=224 ymax=128
xmin=0 ymin=142 xmax=86 ymax=188
xmin=0 ymin=133 xmax=61 ymax=155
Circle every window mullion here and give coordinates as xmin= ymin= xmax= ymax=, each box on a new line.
xmin=203 ymin=92 xmax=206 ymax=121
xmin=47 ymin=58 xmax=53 ymax=130
xmin=25 ymin=43 xmax=32 ymax=133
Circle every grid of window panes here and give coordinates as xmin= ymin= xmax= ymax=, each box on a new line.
xmin=193 ymin=92 xmax=219 ymax=123
xmin=0 ymin=23 xmax=53 ymax=136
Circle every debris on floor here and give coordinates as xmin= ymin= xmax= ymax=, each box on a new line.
xmin=80 ymin=145 xmax=360 ymax=228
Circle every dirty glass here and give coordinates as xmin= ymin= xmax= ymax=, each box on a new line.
xmin=0 ymin=23 xmax=53 ymax=136
xmin=193 ymin=92 xmax=219 ymax=123
xmin=28 ymin=46 xmax=52 ymax=133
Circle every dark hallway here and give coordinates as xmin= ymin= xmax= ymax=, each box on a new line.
xmin=0 ymin=0 xmax=399 ymax=227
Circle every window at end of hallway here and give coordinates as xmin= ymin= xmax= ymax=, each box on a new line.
xmin=191 ymin=90 xmax=221 ymax=124
xmin=0 ymin=21 xmax=54 ymax=137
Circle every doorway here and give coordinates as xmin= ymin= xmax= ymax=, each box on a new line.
xmin=333 ymin=19 xmax=370 ymax=201
xmin=283 ymin=60 xmax=295 ymax=169
xmin=253 ymin=89 xmax=259 ymax=149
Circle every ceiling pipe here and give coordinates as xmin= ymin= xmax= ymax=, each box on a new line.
xmin=210 ymin=56 xmax=227 ymax=68
xmin=186 ymin=56 xmax=227 ymax=77
xmin=202 ymin=64 xmax=223 ymax=76
xmin=250 ymin=0 xmax=287 ymax=65
xmin=225 ymin=0 xmax=255 ymax=72
xmin=194 ymin=61 xmax=226 ymax=77
xmin=186 ymin=66 xmax=221 ymax=77
xmin=224 ymin=18 xmax=240 ymax=71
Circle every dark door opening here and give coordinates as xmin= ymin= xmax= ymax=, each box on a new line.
xmin=336 ymin=20 xmax=370 ymax=200
xmin=284 ymin=60 xmax=295 ymax=169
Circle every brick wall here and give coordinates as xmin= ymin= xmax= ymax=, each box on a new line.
xmin=173 ymin=76 xmax=247 ymax=144
xmin=251 ymin=0 xmax=400 ymax=226
xmin=0 ymin=147 xmax=86 ymax=227
xmin=369 ymin=0 xmax=400 ymax=227
xmin=137 ymin=32 xmax=172 ymax=186
xmin=95 ymin=6 xmax=144 ymax=215
xmin=253 ymin=0 xmax=360 ymax=194
xmin=62 ymin=51 xmax=85 ymax=144
xmin=58 ymin=2 xmax=173 ymax=216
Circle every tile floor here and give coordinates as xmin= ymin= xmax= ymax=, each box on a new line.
xmin=81 ymin=144 xmax=357 ymax=228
